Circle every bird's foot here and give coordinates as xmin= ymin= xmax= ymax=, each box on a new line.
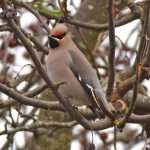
xmin=89 ymin=106 xmax=105 ymax=120
xmin=56 ymin=81 xmax=68 ymax=89
xmin=113 ymin=119 xmax=120 ymax=126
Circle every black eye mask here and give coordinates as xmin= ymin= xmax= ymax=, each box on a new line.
xmin=51 ymin=32 xmax=67 ymax=39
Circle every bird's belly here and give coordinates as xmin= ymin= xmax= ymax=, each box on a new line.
xmin=47 ymin=68 xmax=91 ymax=106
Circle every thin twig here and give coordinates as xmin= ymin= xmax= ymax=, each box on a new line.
xmin=132 ymin=3 xmax=149 ymax=69
xmin=21 ymin=29 xmax=49 ymax=54
xmin=14 ymin=64 xmax=35 ymax=79
xmin=19 ymin=108 xmax=38 ymax=126
xmin=114 ymin=126 xmax=117 ymax=150
xmin=12 ymin=0 xmax=50 ymax=33
xmin=58 ymin=0 xmax=69 ymax=18
xmin=76 ymin=27 xmax=101 ymax=80
xmin=0 ymin=121 xmax=77 ymax=136
xmin=106 ymin=0 xmax=116 ymax=101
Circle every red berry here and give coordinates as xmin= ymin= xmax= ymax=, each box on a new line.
xmin=99 ymin=132 xmax=108 ymax=141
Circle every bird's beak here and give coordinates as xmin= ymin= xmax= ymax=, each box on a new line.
xmin=48 ymin=35 xmax=60 ymax=48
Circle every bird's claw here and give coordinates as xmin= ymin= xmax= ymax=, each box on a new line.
xmin=113 ymin=119 xmax=120 ymax=126
xmin=56 ymin=81 xmax=68 ymax=88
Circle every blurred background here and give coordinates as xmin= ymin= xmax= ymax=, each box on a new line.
xmin=0 ymin=0 xmax=149 ymax=149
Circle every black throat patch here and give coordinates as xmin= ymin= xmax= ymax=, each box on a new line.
xmin=49 ymin=36 xmax=60 ymax=48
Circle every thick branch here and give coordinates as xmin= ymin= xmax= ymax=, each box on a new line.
xmin=124 ymin=91 xmax=150 ymax=113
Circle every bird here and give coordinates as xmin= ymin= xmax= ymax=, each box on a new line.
xmin=46 ymin=23 xmax=119 ymax=126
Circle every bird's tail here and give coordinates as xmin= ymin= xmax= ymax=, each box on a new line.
xmin=96 ymin=97 xmax=120 ymax=126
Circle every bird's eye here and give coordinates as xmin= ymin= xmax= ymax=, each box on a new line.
xmin=51 ymin=33 xmax=66 ymax=39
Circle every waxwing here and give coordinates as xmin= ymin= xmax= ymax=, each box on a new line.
xmin=46 ymin=23 xmax=119 ymax=126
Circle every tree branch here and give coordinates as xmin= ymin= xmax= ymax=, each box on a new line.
xmin=0 ymin=25 xmax=11 ymax=32
xmin=38 ymin=4 xmax=141 ymax=31
xmin=119 ymin=1 xmax=150 ymax=128
xmin=12 ymin=0 xmax=50 ymax=33
xmin=0 ymin=120 xmax=77 ymax=136
xmin=106 ymin=0 xmax=116 ymax=101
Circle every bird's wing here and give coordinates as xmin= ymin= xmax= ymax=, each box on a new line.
xmin=68 ymin=49 xmax=108 ymax=107
xmin=68 ymin=49 xmax=119 ymax=125
xmin=70 ymin=66 xmax=102 ymax=110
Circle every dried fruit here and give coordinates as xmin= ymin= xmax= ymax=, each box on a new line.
xmin=9 ymin=38 xmax=17 ymax=47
